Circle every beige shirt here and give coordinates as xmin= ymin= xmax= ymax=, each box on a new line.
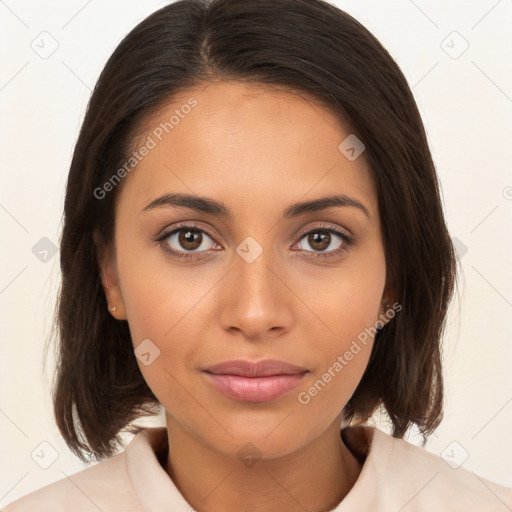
xmin=3 ymin=425 xmax=512 ymax=511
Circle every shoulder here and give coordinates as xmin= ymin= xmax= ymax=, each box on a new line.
xmin=369 ymin=426 xmax=512 ymax=511
xmin=2 ymin=439 xmax=142 ymax=512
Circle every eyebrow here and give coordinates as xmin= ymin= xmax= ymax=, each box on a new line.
xmin=141 ymin=192 xmax=371 ymax=220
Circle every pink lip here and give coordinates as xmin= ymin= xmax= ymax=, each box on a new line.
xmin=203 ymin=359 xmax=309 ymax=402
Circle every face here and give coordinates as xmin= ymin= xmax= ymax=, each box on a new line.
xmin=96 ymin=81 xmax=391 ymax=458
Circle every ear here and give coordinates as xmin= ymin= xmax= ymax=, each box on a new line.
xmin=93 ymin=229 xmax=127 ymax=320
xmin=378 ymin=278 xmax=397 ymax=327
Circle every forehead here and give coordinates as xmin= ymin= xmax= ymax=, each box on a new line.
xmin=118 ymin=81 xmax=377 ymax=220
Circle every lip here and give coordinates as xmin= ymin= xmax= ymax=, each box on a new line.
xmin=203 ymin=359 xmax=309 ymax=402
xmin=205 ymin=359 xmax=308 ymax=377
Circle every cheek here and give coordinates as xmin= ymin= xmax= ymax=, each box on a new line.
xmin=115 ymin=236 xmax=197 ymax=342
xmin=300 ymin=243 xmax=386 ymax=343
xmin=295 ymin=296 xmax=381 ymax=424
xmin=296 ymin=247 xmax=385 ymax=401
xmin=114 ymin=238 xmax=212 ymax=401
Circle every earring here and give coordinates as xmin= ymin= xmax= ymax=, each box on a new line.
xmin=109 ymin=305 xmax=117 ymax=312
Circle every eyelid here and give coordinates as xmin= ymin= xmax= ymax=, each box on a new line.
xmin=294 ymin=221 xmax=352 ymax=240
xmin=156 ymin=221 xmax=219 ymax=243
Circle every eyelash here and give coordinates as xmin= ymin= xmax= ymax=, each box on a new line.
xmin=154 ymin=222 xmax=354 ymax=261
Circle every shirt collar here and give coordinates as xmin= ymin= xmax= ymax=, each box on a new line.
xmin=125 ymin=427 xmax=193 ymax=512
xmin=124 ymin=424 xmax=395 ymax=512
xmin=331 ymin=424 xmax=396 ymax=511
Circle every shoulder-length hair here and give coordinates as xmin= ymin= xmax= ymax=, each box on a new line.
xmin=51 ymin=0 xmax=458 ymax=462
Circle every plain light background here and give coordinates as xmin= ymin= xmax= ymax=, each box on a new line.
xmin=1 ymin=0 xmax=511 ymax=506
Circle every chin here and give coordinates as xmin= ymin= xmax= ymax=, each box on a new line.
xmin=205 ymin=413 xmax=318 ymax=460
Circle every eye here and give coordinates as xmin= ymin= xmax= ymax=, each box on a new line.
xmin=293 ymin=224 xmax=353 ymax=260
xmin=155 ymin=222 xmax=353 ymax=261
xmin=156 ymin=224 xmax=220 ymax=260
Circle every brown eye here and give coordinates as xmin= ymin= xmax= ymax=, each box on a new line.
xmin=163 ymin=228 xmax=217 ymax=254
xmin=298 ymin=230 xmax=343 ymax=253
xmin=177 ymin=229 xmax=203 ymax=251
xmin=292 ymin=224 xmax=354 ymax=261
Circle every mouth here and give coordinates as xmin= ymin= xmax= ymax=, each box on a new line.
xmin=202 ymin=359 xmax=309 ymax=402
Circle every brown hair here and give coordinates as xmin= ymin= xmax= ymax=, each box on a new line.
xmin=51 ymin=0 xmax=458 ymax=462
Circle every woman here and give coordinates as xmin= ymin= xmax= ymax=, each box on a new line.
xmin=4 ymin=0 xmax=511 ymax=510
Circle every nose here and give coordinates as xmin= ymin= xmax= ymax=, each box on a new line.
xmin=218 ymin=244 xmax=294 ymax=341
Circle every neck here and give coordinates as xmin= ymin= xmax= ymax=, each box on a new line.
xmin=164 ymin=415 xmax=363 ymax=512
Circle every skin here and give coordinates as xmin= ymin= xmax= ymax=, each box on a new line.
xmin=95 ymin=80 xmax=393 ymax=512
